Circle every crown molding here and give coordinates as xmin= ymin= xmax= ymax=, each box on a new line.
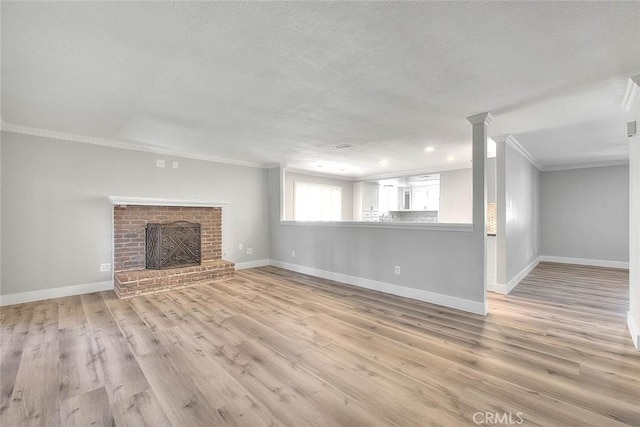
xmin=466 ymin=112 xmax=494 ymax=126
xmin=621 ymin=76 xmax=640 ymax=112
xmin=506 ymin=136 xmax=542 ymax=171
xmin=284 ymin=167 xmax=357 ymax=181
xmin=540 ymin=159 xmax=629 ymax=172
xmin=493 ymin=134 xmax=542 ymax=171
xmin=284 ymin=161 xmax=473 ymax=182
xmin=0 ymin=122 xmax=267 ymax=169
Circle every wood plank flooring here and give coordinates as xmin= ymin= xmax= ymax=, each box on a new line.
xmin=1 ymin=262 xmax=638 ymax=426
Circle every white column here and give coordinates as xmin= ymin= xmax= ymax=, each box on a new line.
xmin=623 ymin=76 xmax=640 ymax=349
xmin=467 ymin=112 xmax=493 ymax=311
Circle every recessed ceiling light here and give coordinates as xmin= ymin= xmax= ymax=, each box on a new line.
xmin=446 ymin=156 xmax=456 ymax=161
xmin=379 ymin=160 xmax=389 ymax=166
xmin=424 ymin=147 xmax=435 ymax=153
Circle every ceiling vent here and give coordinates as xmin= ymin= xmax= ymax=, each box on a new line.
xmin=332 ymin=143 xmax=355 ymax=150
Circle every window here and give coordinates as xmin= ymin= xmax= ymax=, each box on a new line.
xmin=294 ymin=182 xmax=342 ymax=221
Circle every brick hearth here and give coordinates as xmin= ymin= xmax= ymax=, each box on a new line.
xmin=112 ymin=205 xmax=234 ymax=297
xmin=115 ymin=259 xmax=234 ymax=298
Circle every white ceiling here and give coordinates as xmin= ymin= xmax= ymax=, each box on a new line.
xmin=2 ymin=2 xmax=639 ymax=177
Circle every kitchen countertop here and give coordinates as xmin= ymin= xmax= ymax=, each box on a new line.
xmin=388 ymin=210 xmax=438 ymax=213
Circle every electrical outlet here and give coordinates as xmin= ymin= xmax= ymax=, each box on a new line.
xmin=156 ymin=159 xmax=165 ymax=168
xmin=394 ymin=265 xmax=401 ymax=275
xmin=239 ymin=243 xmax=243 ymax=251
xmin=173 ymin=161 xmax=179 ymax=169
xmin=291 ymin=250 xmax=296 ymax=258
xmin=100 ymin=263 xmax=111 ymax=272
xmin=246 ymin=248 xmax=253 ymax=255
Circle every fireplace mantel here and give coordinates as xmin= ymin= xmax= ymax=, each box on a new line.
xmin=108 ymin=196 xmax=229 ymax=207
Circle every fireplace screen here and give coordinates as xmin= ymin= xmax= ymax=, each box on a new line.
xmin=146 ymin=221 xmax=201 ymax=269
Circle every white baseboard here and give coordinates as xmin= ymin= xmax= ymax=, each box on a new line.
xmin=488 ymin=283 xmax=508 ymax=294
xmin=539 ymin=255 xmax=629 ymax=270
xmin=269 ymin=260 xmax=488 ymax=316
xmin=0 ymin=280 xmax=113 ymax=306
xmin=628 ymin=311 xmax=639 ymax=350
xmin=489 ymin=257 xmax=541 ymax=295
xmin=235 ymin=259 xmax=271 ymax=270
xmin=507 ymin=256 xmax=540 ymax=294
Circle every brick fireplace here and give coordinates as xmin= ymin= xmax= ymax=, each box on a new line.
xmin=110 ymin=200 xmax=234 ymax=298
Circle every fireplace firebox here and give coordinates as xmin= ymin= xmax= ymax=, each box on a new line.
xmin=145 ymin=221 xmax=201 ymax=269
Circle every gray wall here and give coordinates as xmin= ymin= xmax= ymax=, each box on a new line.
xmin=0 ymin=131 xmax=271 ymax=296
xmin=439 ymin=168 xmax=472 ymax=223
xmin=269 ymin=116 xmax=488 ymax=312
xmin=541 ymin=165 xmax=629 ymax=263
xmin=0 ymin=135 xmax=2 ymax=291
xmin=283 ymin=171 xmax=354 ymax=221
xmin=629 ymin=103 xmax=640 ymax=347
xmin=504 ymin=144 xmax=541 ymax=283
xmin=270 ymin=168 xmax=485 ymax=305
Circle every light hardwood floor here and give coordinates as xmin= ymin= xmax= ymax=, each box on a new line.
xmin=1 ymin=262 xmax=639 ymax=426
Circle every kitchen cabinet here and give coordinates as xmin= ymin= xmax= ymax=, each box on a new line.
xmin=398 ymin=183 xmax=439 ymax=211
xmin=362 ymin=183 xmax=379 ymax=221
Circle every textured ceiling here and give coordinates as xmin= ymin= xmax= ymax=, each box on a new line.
xmin=2 ymin=2 xmax=639 ymax=177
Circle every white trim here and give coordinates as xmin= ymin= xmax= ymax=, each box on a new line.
xmin=490 ymin=135 xmax=629 ymax=172
xmin=279 ymin=167 xmax=286 ymax=222
xmin=539 ymin=255 xmax=629 ymax=270
xmin=279 ymin=220 xmax=473 ymax=232
xmin=269 ymin=260 xmax=488 ymax=316
xmin=621 ymin=76 xmax=640 ymax=112
xmin=493 ymin=135 xmax=542 ymax=171
xmin=0 ymin=122 xmax=266 ymax=169
xmin=0 ymin=281 xmax=112 ymax=306
xmin=235 ymin=259 xmax=270 ymax=270
xmin=286 ymin=168 xmax=357 ymax=181
xmin=627 ymin=311 xmax=639 ymax=350
xmin=467 ymin=112 xmax=494 ymax=126
xmin=506 ymin=257 xmax=540 ymax=294
xmin=506 ymin=136 xmax=542 ymax=171
xmin=487 ymin=283 xmax=507 ymax=294
xmin=541 ymin=159 xmax=629 ymax=172
xmin=490 ymin=257 xmax=541 ymax=295
xmin=108 ymin=196 xmax=229 ymax=207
